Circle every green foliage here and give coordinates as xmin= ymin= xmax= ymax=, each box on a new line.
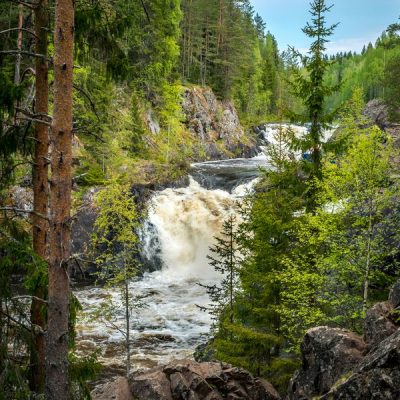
xmin=288 ymin=0 xmax=340 ymax=186
xmin=91 ymin=182 xmax=142 ymax=375
xmin=69 ymin=351 xmax=102 ymax=400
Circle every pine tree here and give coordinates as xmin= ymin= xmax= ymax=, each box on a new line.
xmin=46 ymin=0 xmax=74 ymax=397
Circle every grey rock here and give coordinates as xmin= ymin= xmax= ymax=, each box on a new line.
xmin=322 ymin=329 xmax=400 ymax=400
xmin=389 ymin=279 xmax=400 ymax=309
xmin=130 ymin=369 xmax=173 ymax=400
xmin=364 ymin=302 xmax=398 ymax=349
xmin=363 ymin=99 xmax=389 ymax=129
xmin=182 ymin=87 xmax=257 ymax=159
xmin=288 ymin=327 xmax=366 ymax=399
xmin=92 ymin=376 xmax=133 ymax=400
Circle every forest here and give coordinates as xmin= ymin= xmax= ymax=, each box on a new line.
xmin=0 ymin=0 xmax=400 ymax=399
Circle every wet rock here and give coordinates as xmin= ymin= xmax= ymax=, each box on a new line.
xmin=288 ymin=327 xmax=366 ymax=399
xmin=322 ymin=329 xmax=400 ymax=400
xmin=130 ymin=359 xmax=280 ymax=400
xmin=92 ymin=376 xmax=133 ymax=400
xmin=389 ymin=279 xmax=400 ymax=308
xmin=364 ymin=302 xmax=398 ymax=349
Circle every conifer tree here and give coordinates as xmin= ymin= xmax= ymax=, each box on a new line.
xmin=200 ymin=214 xmax=241 ymax=327
xmin=288 ymin=0 xmax=339 ymax=208
xmin=46 ymin=0 xmax=74 ymax=397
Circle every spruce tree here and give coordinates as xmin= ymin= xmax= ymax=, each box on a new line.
xmin=288 ymin=0 xmax=339 ymax=208
xmin=200 ymin=214 xmax=242 ymax=327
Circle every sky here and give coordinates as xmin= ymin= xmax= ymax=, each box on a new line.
xmin=250 ymin=0 xmax=400 ymax=54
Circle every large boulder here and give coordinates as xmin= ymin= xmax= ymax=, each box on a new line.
xmin=130 ymin=359 xmax=280 ymax=400
xmin=364 ymin=302 xmax=398 ymax=349
xmin=92 ymin=376 xmax=133 ymax=400
xmin=389 ymin=279 xmax=400 ymax=309
xmin=288 ymin=327 xmax=366 ymax=399
xmin=322 ymin=329 xmax=400 ymax=400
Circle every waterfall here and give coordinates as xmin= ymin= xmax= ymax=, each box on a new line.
xmin=142 ymin=177 xmax=238 ymax=280
xmin=75 ymin=123 xmax=336 ymax=372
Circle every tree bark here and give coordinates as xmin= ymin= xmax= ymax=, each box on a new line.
xmin=45 ymin=0 xmax=74 ymax=398
xmin=29 ymin=0 xmax=49 ymax=394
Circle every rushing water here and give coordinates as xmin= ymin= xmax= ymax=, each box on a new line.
xmin=75 ymin=170 xmax=261 ymax=373
xmin=75 ymin=123 xmax=335 ymax=374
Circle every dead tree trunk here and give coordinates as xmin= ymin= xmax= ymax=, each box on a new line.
xmin=45 ymin=0 xmax=74 ymax=398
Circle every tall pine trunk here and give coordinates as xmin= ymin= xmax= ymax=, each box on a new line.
xmin=45 ymin=0 xmax=74 ymax=398
xmin=29 ymin=0 xmax=49 ymax=393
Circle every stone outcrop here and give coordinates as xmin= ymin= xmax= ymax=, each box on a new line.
xmin=130 ymin=359 xmax=281 ymax=400
xmin=363 ymin=99 xmax=390 ymax=129
xmin=182 ymin=87 xmax=257 ymax=159
xmin=363 ymin=302 xmax=398 ymax=350
xmin=289 ymin=279 xmax=400 ymax=400
xmin=389 ymin=279 xmax=400 ymax=309
xmin=288 ymin=327 xmax=366 ymax=399
xmin=92 ymin=376 xmax=133 ymax=400
xmin=321 ymin=330 xmax=400 ymax=400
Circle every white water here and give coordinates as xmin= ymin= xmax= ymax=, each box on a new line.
xmin=75 ymin=123 xmax=335 ymax=373
xmin=75 ymin=177 xmax=256 ymax=372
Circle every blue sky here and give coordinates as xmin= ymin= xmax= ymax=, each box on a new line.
xmin=250 ymin=0 xmax=400 ymax=54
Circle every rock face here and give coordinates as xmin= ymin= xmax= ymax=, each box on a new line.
xmin=389 ymin=279 xmax=400 ymax=309
xmin=182 ymin=87 xmax=257 ymax=159
xmin=92 ymin=376 xmax=133 ymax=400
xmin=288 ymin=327 xmax=366 ymax=399
xmin=289 ymin=280 xmax=400 ymax=400
xmin=70 ymin=187 xmax=99 ymax=281
xmin=363 ymin=99 xmax=389 ymax=129
xmin=130 ymin=359 xmax=281 ymax=400
xmin=322 ymin=330 xmax=400 ymax=400
xmin=364 ymin=302 xmax=398 ymax=349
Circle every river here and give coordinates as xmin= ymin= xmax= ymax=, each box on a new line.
xmin=74 ymin=123 xmax=333 ymax=376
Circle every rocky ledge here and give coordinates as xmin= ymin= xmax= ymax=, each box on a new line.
xmin=92 ymin=359 xmax=280 ymax=400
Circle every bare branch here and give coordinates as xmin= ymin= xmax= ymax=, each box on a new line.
xmin=17 ymin=116 xmax=52 ymax=126
xmin=0 ymin=28 xmax=39 ymax=39
xmin=0 ymin=207 xmax=48 ymax=221
xmin=0 ymin=50 xmax=51 ymax=62
xmin=140 ymin=0 xmax=151 ymax=23
xmin=5 ymin=0 xmax=39 ymax=10
xmin=73 ymin=84 xmax=100 ymax=121
xmin=11 ymin=295 xmax=48 ymax=304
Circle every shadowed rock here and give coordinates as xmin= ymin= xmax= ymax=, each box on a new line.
xmin=364 ymin=302 xmax=398 ymax=349
xmin=322 ymin=329 xmax=400 ymax=400
xmin=288 ymin=327 xmax=366 ymax=399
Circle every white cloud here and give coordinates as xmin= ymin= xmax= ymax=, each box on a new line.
xmin=325 ymin=33 xmax=382 ymax=55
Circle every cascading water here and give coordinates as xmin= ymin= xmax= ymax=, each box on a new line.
xmin=75 ymin=170 xmax=260 ymax=373
xmin=75 ymin=123 xmax=335 ymax=374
